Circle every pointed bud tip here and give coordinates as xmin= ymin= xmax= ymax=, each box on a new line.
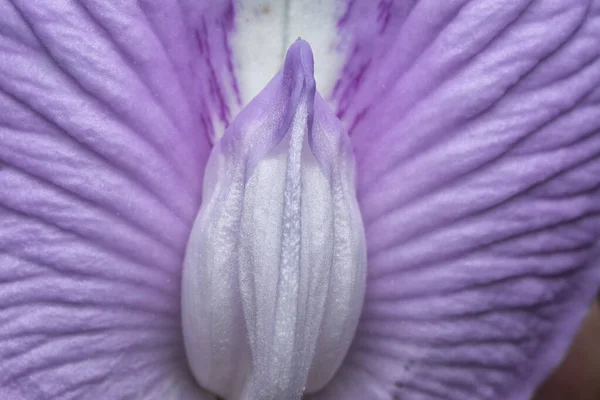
xmin=283 ymin=39 xmax=315 ymax=96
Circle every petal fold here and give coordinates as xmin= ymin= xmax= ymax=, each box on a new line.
xmin=182 ymin=39 xmax=367 ymax=400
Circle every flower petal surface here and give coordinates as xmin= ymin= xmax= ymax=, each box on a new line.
xmin=0 ymin=1 xmax=237 ymax=398
xmin=312 ymin=1 xmax=600 ymax=399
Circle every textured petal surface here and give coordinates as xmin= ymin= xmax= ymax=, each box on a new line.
xmin=0 ymin=1 xmax=238 ymax=398
xmin=312 ymin=0 xmax=600 ymax=399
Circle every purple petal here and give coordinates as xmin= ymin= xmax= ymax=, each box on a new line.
xmin=0 ymin=1 xmax=237 ymax=398
xmin=314 ymin=1 xmax=600 ymax=399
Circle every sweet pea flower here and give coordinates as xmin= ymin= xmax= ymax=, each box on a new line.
xmin=1 ymin=1 xmax=600 ymax=400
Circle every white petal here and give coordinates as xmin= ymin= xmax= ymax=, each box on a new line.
xmin=181 ymin=40 xmax=366 ymax=400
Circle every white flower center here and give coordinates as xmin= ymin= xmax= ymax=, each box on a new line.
xmin=181 ymin=40 xmax=366 ymax=400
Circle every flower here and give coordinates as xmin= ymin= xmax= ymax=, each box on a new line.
xmin=0 ymin=1 xmax=599 ymax=400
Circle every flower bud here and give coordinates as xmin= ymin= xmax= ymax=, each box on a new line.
xmin=181 ymin=40 xmax=366 ymax=400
